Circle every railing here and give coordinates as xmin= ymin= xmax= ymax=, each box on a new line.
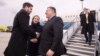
xmin=95 ymin=11 xmax=100 ymax=56
xmin=63 ymin=11 xmax=99 ymax=56
xmin=63 ymin=16 xmax=80 ymax=45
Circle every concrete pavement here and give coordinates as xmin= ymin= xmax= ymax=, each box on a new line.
xmin=0 ymin=32 xmax=11 ymax=56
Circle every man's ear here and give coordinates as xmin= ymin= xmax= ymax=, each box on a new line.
xmin=24 ymin=6 xmax=28 ymax=9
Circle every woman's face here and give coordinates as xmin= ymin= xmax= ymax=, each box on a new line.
xmin=33 ymin=16 xmax=40 ymax=24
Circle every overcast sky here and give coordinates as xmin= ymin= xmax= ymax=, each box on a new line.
xmin=0 ymin=0 xmax=100 ymax=26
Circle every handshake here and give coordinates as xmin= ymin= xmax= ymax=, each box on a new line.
xmin=30 ymin=32 xmax=40 ymax=43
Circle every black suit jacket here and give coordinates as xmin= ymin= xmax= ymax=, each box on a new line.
xmin=4 ymin=9 xmax=36 ymax=56
xmin=39 ymin=16 xmax=66 ymax=55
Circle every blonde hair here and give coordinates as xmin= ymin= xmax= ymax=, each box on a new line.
xmin=32 ymin=15 xmax=40 ymax=21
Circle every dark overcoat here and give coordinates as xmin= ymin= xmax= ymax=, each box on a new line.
xmin=28 ymin=22 xmax=42 ymax=56
xmin=4 ymin=9 xmax=36 ymax=56
xmin=80 ymin=12 xmax=96 ymax=34
xmin=39 ymin=16 xmax=66 ymax=56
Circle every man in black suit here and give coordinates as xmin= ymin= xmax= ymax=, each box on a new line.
xmin=80 ymin=8 xmax=96 ymax=45
xmin=39 ymin=7 xmax=66 ymax=56
xmin=4 ymin=2 xmax=39 ymax=56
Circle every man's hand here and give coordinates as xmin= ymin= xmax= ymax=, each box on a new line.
xmin=46 ymin=49 xmax=54 ymax=56
xmin=36 ymin=32 xmax=40 ymax=38
xmin=30 ymin=38 xmax=38 ymax=43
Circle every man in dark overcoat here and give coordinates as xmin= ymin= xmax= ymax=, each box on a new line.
xmin=80 ymin=8 xmax=96 ymax=45
xmin=4 ymin=2 xmax=38 ymax=56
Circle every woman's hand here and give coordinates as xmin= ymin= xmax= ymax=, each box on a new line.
xmin=30 ymin=38 xmax=38 ymax=43
xmin=46 ymin=49 xmax=54 ymax=56
xmin=36 ymin=32 xmax=40 ymax=38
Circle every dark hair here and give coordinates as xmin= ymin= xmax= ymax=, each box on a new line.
xmin=23 ymin=2 xmax=33 ymax=8
xmin=90 ymin=10 xmax=96 ymax=15
xmin=48 ymin=6 xmax=56 ymax=14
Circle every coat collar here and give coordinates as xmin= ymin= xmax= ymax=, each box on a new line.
xmin=20 ymin=9 xmax=29 ymax=15
xmin=48 ymin=16 xmax=56 ymax=21
xmin=45 ymin=16 xmax=56 ymax=26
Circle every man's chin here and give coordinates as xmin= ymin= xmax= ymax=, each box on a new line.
xmin=28 ymin=12 xmax=32 ymax=14
xmin=46 ymin=16 xmax=49 ymax=18
xmin=28 ymin=13 xmax=31 ymax=14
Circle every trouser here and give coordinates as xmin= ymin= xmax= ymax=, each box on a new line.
xmin=28 ymin=42 xmax=39 ymax=56
xmin=84 ymin=24 xmax=92 ymax=45
xmin=95 ymin=51 xmax=99 ymax=56
xmin=84 ymin=33 xmax=92 ymax=43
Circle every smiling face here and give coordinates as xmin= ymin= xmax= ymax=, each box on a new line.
xmin=32 ymin=16 xmax=40 ymax=24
